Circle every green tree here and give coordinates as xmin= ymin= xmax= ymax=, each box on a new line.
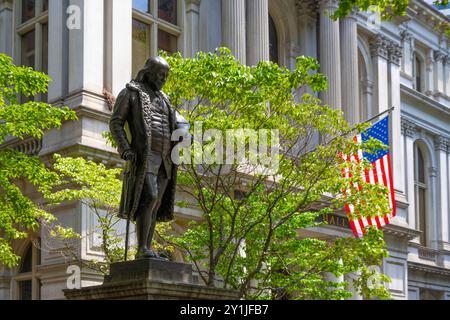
xmin=0 ymin=53 xmax=77 ymax=268
xmin=157 ymin=49 xmax=391 ymax=300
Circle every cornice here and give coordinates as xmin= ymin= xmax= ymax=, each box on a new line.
xmin=384 ymin=223 xmax=421 ymax=241
xmin=401 ymin=84 xmax=450 ymax=119
xmin=408 ymin=261 xmax=450 ymax=277
xmin=408 ymin=0 xmax=450 ymax=34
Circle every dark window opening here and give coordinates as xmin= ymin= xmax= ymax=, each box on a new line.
xmin=269 ymin=15 xmax=279 ymax=64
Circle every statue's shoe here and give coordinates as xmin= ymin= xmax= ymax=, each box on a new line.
xmin=136 ymin=248 xmax=158 ymax=260
xmin=136 ymin=248 xmax=169 ymax=261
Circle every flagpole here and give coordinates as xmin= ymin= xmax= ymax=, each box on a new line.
xmin=361 ymin=106 xmax=395 ymax=126
xmin=300 ymin=106 xmax=396 ymax=157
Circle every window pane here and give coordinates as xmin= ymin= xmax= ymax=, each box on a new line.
xmin=269 ymin=15 xmax=279 ymax=64
xmin=22 ymin=0 xmax=36 ymax=23
xmin=42 ymin=0 xmax=48 ymax=12
xmin=19 ymin=280 xmax=32 ymax=300
xmin=20 ymin=245 xmax=33 ymax=273
xmin=158 ymin=0 xmax=177 ymax=25
xmin=21 ymin=30 xmax=35 ymax=68
xmin=418 ymin=187 xmax=426 ymax=245
xmin=133 ymin=0 xmax=151 ymax=13
xmin=415 ymin=57 xmax=421 ymax=92
xmin=418 ymin=148 xmax=425 ymax=183
xmin=158 ymin=29 xmax=177 ymax=54
xmin=132 ymin=19 xmax=151 ymax=78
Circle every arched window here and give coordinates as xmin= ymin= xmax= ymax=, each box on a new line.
xmin=269 ymin=15 xmax=279 ymax=64
xmin=414 ymin=144 xmax=427 ymax=246
xmin=14 ymin=241 xmax=41 ymax=300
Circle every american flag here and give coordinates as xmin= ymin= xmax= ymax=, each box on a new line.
xmin=341 ymin=116 xmax=396 ymax=238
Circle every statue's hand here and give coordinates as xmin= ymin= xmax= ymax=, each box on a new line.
xmin=122 ymin=150 xmax=137 ymax=164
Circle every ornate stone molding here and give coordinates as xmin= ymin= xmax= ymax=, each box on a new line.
xmin=434 ymin=50 xmax=446 ymax=62
xmin=409 ymin=261 xmax=450 ymax=277
xmin=384 ymin=223 xmax=421 ymax=241
xmin=295 ymin=0 xmax=318 ymax=18
xmin=369 ymin=35 xmax=390 ymax=60
xmin=443 ymin=55 xmax=450 ymax=66
xmin=401 ymin=118 xmax=417 ymax=138
xmin=434 ymin=136 xmax=449 ymax=152
xmin=388 ymin=42 xmax=403 ymax=65
xmin=400 ymin=30 xmax=413 ymax=43
xmin=2 ymin=137 xmax=42 ymax=156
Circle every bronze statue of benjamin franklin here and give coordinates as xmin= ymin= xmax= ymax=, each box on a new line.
xmin=109 ymin=56 xmax=187 ymax=260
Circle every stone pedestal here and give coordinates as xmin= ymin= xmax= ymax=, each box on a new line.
xmin=64 ymin=259 xmax=239 ymax=300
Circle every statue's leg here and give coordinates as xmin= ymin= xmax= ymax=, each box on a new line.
xmin=135 ymin=173 xmax=159 ymax=258
xmin=146 ymin=170 xmax=169 ymax=249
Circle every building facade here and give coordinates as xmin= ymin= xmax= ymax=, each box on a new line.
xmin=0 ymin=0 xmax=449 ymax=300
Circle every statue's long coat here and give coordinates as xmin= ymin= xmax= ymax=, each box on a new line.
xmin=109 ymin=81 xmax=177 ymax=222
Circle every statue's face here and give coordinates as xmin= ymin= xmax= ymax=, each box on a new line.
xmin=145 ymin=64 xmax=169 ymax=91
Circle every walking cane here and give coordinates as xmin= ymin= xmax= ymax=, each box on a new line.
xmin=124 ymin=216 xmax=130 ymax=262
xmin=124 ymin=156 xmax=136 ymax=262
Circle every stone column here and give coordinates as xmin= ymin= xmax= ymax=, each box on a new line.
xmin=388 ymin=42 xmax=406 ymax=196
xmin=105 ymin=0 xmax=132 ymax=96
xmin=186 ymin=0 xmax=201 ymax=58
xmin=428 ymin=165 xmax=438 ymax=248
xmin=345 ymin=272 xmax=363 ymax=300
xmin=221 ymin=0 xmax=246 ymax=64
xmin=323 ymin=259 xmax=344 ymax=293
xmin=402 ymin=119 xmax=417 ymax=229
xmin=444 ymin=56 xmax=450 ymax=97
xmin=297 ymin=0 xmax=318 ymax=58
xmin=435 ymin=137 xmax=449 ymax=244
xmin=319 ymin=0 xmax=341 ymax=110
xmin=47 ymin=0 xmax=68 ymax=104
xmin=369 ymin=35 xmax=389 ymax=115
xmin=246 ymin=0 xmax=269 ymax=65
xmin=0 ymin=0 xmax=13 ymax=56
xmin=68 ymin=0 xmax=105 ymax=97
xmin=340 ymin=10 xmax=359 ymax=125
xmin=433 ymin=50 xmax=445 ymax=95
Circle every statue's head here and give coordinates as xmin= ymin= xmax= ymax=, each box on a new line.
xmin=136 ymin=56 xmax=170 ymax=91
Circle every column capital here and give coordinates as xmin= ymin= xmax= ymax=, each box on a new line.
xmin=443 ymin=55 xmax=450 ymax=65
xmin=369 ymin=35 xmax=390 ymax=59
xmin=434 ymin=50 xmax=446 ymax=62
xmin=186 ymin=0 xmax=201 ymax=4
xmin=401 ymin=118 xmax=417 ymax=138
xmin=319 ymin=0 xmax=339 ymax=10
xmin=434 ymin=136 xmax=449 ymax=152
xmin=400 ymin=30 xmax=413 ymax=42
xmin=0 ymin=0 xmax=13 ymax=11
xmin=388 ymin=42 xmax=403 ymax=65
xmin=296 ymin=0 xmax=318 ymax=19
